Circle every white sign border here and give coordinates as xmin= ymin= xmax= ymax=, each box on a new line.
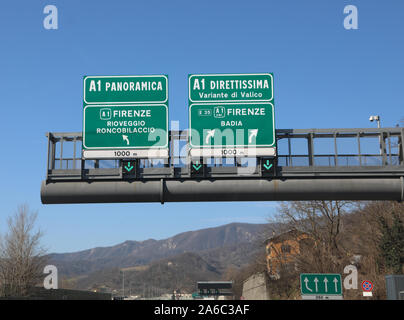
xmin=83 ymin=104 xmax=169 ymax=150
xmin=84 ymin=75 xmax=168 ymax=105
xmin=189 ymin=147 xmax=276 ymax=158
xmin=301 ymin=295 xmax=343 ymax=300
xmin=188 ymin=73 xmax=274 ymax=103
xmin=300 ymin=273 xmax=343 ymax=296
xmin=82 ymin=148 xmax=169 ymax=159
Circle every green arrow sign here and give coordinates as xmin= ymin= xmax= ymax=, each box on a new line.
xmin=84 ymin=75 xmax=168 ymax=104
xmin=192 ymin=161 xmax=202 ymax=171
xmin=300 ymin=274 xmax=342 ymax=298
xmin=83 ymin=104 xmax=168 ymax=150
xmin=83 ymin=75 xmax=169 ymax=159
xmin=188 ymin=73 xmax=276 ymax=157
xmin=263 ymin=160 xmax=273 ymax=170
xmin=189 ymin=102 xmax=275 ymax=148
xmin=124 ymin=162 xmax=134 ymax=172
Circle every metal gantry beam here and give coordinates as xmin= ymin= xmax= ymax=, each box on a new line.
xmin=41 ymin=177 xmax=404 ymax=204
xmin=41 ymin=127 xmax=404 ymax=204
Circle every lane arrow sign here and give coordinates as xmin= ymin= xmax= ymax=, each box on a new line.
xmin=192 ymin=161 xmax=202 ymax=171
xmin=313 ymin=278 xmax=319 ymax=292
xmin=248 ymin=129 xmax=258 ymax=143
xmin=122 ymin=135 xmax=130 ymax=145
xmin=324 ymin=277 xmax=328 ymax=292
xmin=263 ymin=160 xmax=273 ymax=170
xmin=333 ymin=278 xmax=339 ymax=292
xmin=205 ymin=129 xmax=215 ymax=144
xmin=124 ymin=162 xmax=134 ymax=172
xmin=304 ymin=277 xmax=313 ymax=292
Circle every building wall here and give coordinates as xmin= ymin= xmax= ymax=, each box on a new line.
xmin=266 ymin=233 xmax=310 ymax=276
xmin=242 ymin=273 xmax=269 ymax=300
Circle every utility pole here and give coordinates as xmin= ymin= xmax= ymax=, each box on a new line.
xmin=369 ymin=115 xmax=382 ymax=156
xmin=121 ymin=270 xmax=125 ymax=297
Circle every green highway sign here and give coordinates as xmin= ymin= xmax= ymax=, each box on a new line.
xmin=192 ymin=292 xmax=202 ymax=299
xmin=84 ymin=75 xmax=168 ymax=104
xmin=82 ymin=104 xmax=168 ymax=158
xmin=189 ymin=73 xmax=273 ymax=103
xmin=83 ymin=74 xmax=169 ymax=159
xmin=300 ymin=273 xmax=343 ymax=300
xmin=189 ymin=102 xmax=275 ymax=157
xmin=188 ymin=73 xmax=276 ymax=157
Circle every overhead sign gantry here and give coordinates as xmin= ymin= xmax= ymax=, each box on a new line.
xmin=82 ymin=75 xmax=169 ymax=159
xmin=41 ymin=127 xmax=404 ymax=204
xmin=40 ymin=72 xmax=404 ymax=204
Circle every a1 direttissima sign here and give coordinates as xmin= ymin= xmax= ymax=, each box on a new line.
xmin=82 ymin=75 xmax=169 ymax=159
xmin=188 ymin=73 xmax=276 ymax=157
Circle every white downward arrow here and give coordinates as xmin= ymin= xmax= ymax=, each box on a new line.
xmin=122 ymin=135 xmax=130 ymax=145
xmin=304 ymin=277 xmax=312 ymax=292
xmin=205 ymin=129 xmax=215 ymax=144
xmin=333 ymin=278 xmax=339 ymax=292
xmin=324 ymin=278 xmax=328 ymax=292
xmin=248 ymin=129 xmax=258 ymax=143
xmin=313 ymin=278 xmax=319 ymax=292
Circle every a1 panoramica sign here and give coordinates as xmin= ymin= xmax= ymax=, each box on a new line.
xmin=82 ymin=75 xmax=169 ymax=159
xmin=188 ymin=73 xmax=276 ymax=157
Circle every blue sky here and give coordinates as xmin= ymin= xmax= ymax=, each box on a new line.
xmin=0 ymin=0 xmax=402 ymax=253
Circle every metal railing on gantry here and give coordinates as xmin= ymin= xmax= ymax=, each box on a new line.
xmin=44 ymin=127 xmax=404 ymax=181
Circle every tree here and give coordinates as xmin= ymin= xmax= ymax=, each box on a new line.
xmin=275 ymin=201 xmax=358 ymax=261
xmin=378 ymin=212 xmax=404 ymax=274
xmin=266 ymin=201 xmax=403 ymax=299
xmin=254 ymin=201 xmax=357 ymax=299
xmin=0 ymin=204 xmax=48 ymax=296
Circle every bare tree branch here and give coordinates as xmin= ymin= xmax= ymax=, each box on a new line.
xmin=0 ymin=204 xmax=48 ymax=297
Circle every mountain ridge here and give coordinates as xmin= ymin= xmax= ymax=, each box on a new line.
xmin=48 ymin=222 xmax=276 ymax=289
xmin=49 ymin=222 xmax=267 ymax=260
